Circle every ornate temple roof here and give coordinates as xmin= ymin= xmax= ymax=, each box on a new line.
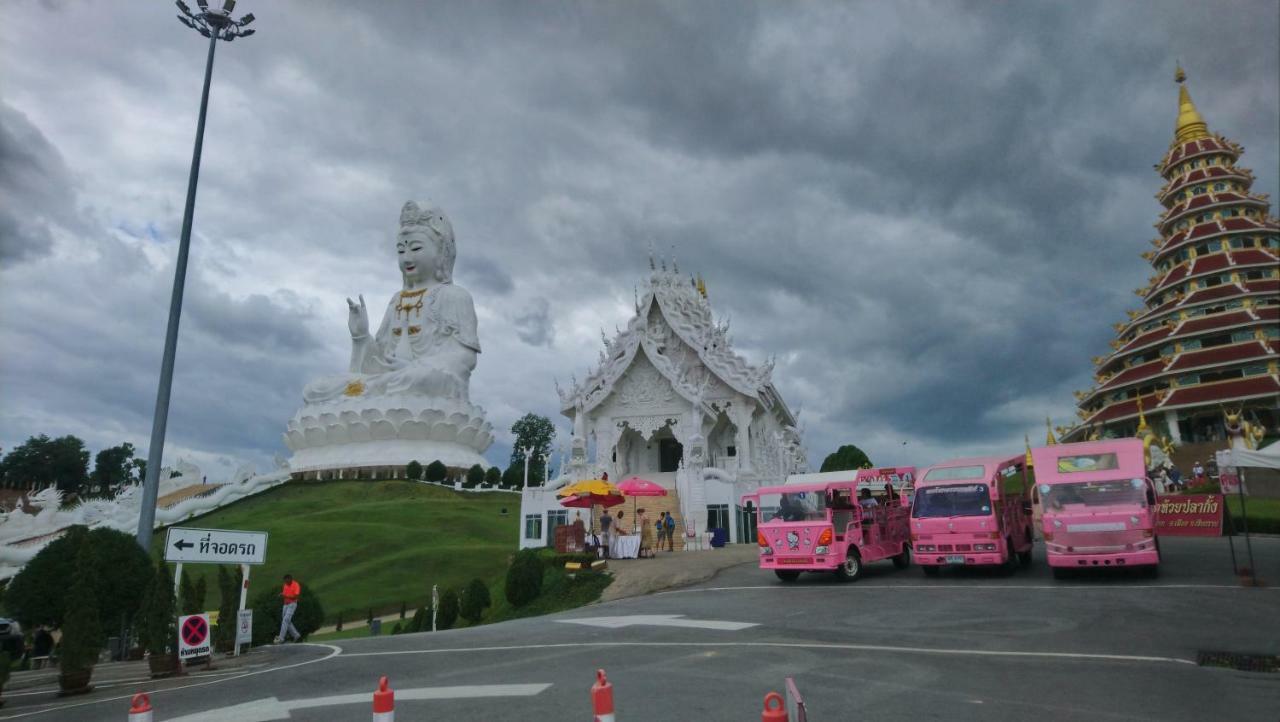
xmin=1066 ymin=69 xmax=1280 ymax=438
xmin=558 ymin=263 xmax=793 ymax=426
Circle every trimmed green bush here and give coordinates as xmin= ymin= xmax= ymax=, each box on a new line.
xmin=409 ymin=606 xmax=427 ymax=632
xmin=485 ymin=466 xmax=502 ymax=486
xmin=250 ymin=585 xmax=324 ymax=646
xmin=425 ymin=460 xmax=448 ymax=482
xmin=5 ymin=526 xmax=151 ymax=631
xmin=460 ymin=578 xmax=491 ymax=624
xmin=436 ymin=588 xmax=459 ymax=630
xmin=139 ymin=557 xmax=176 ymax=657
xmin=59 ymin=545 xmax=103 ymax=673
xmin=466 ymin=465 xmax=485 ymax=489
xmin=406 ymin=460 xmax=423 ymax=481
xmin=214 ymin=566 xmax=242 ymax=653
xmin=504 ymin=549 xmax=544 ymax=608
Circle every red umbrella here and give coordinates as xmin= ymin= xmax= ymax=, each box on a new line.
xmin=616 ymin=476 xmax=668 ymax=521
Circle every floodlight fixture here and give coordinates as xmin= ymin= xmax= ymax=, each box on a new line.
xmin=174 ymin=0 xmax=257 ymax=40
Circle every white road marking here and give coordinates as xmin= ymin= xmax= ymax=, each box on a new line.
xmin=1 ymin=669 xmax=252 ymax=698
xmin=339 ymin=640 xmax=1196 ymax=667
xmin=556 ymin=614 xmax=757 ymax=630
xmin=658 ymin=583 xmax=1279 ymax=595
xmin=162 ymin=684 xmax=552 ymax=722
xmin=0 ymin=644 xmax=342 ymax=720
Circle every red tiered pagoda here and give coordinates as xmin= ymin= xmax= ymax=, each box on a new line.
xmin=1066 ymin=68 xmax=1279 ymax=445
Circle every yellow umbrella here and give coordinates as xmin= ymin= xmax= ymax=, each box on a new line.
xmin=556 ymin=479 xmax=621 ymax=498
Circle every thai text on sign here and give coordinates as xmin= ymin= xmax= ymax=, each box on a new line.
xmin=1155 ymin=494 xmax=1223 ymax=537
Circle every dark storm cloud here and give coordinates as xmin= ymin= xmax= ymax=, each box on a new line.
xmin=514 ymin=297 xmax=556 ymax=348
xmin=0 ymin=1 xmax=1275 ymax=476
xmin=0 ymin=102 xmax=79 ymax=263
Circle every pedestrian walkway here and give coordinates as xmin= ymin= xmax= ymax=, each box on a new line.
xmin=600 ymin=544 xmax=756 ymax=602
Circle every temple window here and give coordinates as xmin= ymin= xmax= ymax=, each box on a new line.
xmin=1243 ymin=364 xmax=1268 ymax=377
xmin=1194 ymin=185 xmax=1206 ymax=195
xmin=1213 ymin=182 xmax=1226 ymax=191
xmin=1229 ymin=237 xmax=1246 ymax=249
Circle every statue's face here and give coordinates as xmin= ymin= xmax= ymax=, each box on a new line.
xmin=397 ymin=229 xmax=437 ymax=283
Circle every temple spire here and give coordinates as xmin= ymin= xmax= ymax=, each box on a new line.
xmin=1173 ymin=65 xmax=1210 ymax=144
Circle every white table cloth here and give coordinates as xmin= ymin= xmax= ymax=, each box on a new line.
xmin=609 ymin=535 xmax=641 ymax=559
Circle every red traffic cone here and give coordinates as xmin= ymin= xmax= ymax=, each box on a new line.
xmin=761 ymin=691 xmax=788 ymax=722
xmin=128 ymin=693 xmax=153 ymax=722
xmin=592 ymin=668 xmax=615 ymax=721
xmin=372 ymin=675 xmax=395 ymax=722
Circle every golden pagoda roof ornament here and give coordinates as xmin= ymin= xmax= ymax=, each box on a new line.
xmin=1045 ymin=417 xmax=1058 ymax=446
xmin=1025 ymin=434 xmax=1034 ymax=467
xmin=1173 ymin=64 xmax=1211 ymax=144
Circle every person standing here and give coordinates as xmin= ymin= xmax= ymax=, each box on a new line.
xmin=274 ymin=574 xmax=302 ymax=644
xmin=664 ymin=511 xmax=676 ymax=551
xmin=638 ymin=509 xmax=654 ymax=559
xmin=1192 ymin=460 xmax=1206 ymax=486
xmin=599 ymin=509 xmax=613 ymax=559
xmin=655 ymin=512 xmax=668 ymax=551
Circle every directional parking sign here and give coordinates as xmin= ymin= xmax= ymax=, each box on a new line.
xmin=178 ymin=613 xmax=211 ymax=660
xmin=164 ymin=527 xmax=268 ymax=565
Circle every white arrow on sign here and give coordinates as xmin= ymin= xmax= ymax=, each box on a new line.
xmin=164 ymin=684 xmax=552 ymax=721
xmin=556 ymin=614 xmax=758 ymax=631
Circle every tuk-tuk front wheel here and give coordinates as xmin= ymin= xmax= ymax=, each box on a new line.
xmin=774 ymin=570 xmax=801 ymax=582
xmin=834 ymin=550 xmax=862 ymax=582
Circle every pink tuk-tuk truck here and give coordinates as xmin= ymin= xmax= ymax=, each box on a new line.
xmin=1030 ymin=439 xmax=1161 ymax=578
xmin=743 ymin=467 xmax=915 ymax=582
xmin=911 ymin=455 xmax=1035 ymax=575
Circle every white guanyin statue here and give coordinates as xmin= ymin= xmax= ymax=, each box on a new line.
xmin=284 ymin=202 xmax=494 ymax=473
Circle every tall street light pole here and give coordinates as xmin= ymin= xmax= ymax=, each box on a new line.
xmin=136 ymin=0 xmax=257 ymax=551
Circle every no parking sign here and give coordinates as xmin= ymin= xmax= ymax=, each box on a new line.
xmin=178 ymin=613 xmax=212 ymax=660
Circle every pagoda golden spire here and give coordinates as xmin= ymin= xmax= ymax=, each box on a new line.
xmin=1045 ymin=417 xmax=1058 ymax=446
xmin=1025 ymin=434 xmax=1034 ymax=467
xmin=1173 ymin=64 xmax=1211 ymax=144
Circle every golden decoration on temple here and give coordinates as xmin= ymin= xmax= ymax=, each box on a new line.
xmin=1173 ymin=65 xmax=1211 ymax=144
xmin=343 ymin=380 xmax=365 ymax=397
xmin=1045 ymin=417 xmax=1057 ymax=446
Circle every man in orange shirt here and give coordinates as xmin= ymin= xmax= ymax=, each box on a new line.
xmin=274 ymin=574 xmax=302 ymax=644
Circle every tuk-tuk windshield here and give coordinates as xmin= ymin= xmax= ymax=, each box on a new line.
xmin=912 ymin=483 xmax=992 ymax=518
xmin=759 ymin=491 xmax=827 ymax=522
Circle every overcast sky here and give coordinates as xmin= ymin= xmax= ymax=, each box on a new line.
xmin=1 ymin=1 xmax=1276 ymax=480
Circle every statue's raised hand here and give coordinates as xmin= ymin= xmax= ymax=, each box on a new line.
xmin=347 ymin=295 xmax=370 ymax=339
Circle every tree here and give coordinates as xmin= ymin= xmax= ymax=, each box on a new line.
xmin=465 ymin=464 xmax=485 ymax=488
xmin=0 ymin=434 xmax=87 ymax=491
xmin=90 ymin=442 xmax=137 ymax=496
xmin=179 ymin=573 xmax=198 ymax=616
xmin=504 ymin=549 xmax=544 ymax=607
xmin=214 ymin=566 xmax=243 ymax=653
xmin=424 ymin=460 xmax=448 ymax=482
xmin=460 ymin=578 xmax=491 ymax=625
xmin=5 ymin=526 xmax=152 ymax=631
xmin=820 ymin=445 xmax=873 ymax=473
xmin=510 ymin=414 xmax=555 ymax=485
xmin=49 ymin=435 xmax=90 ymax=495
xmin=502 ymin=461 xmax=524 ymax=489
xmin=139 ymin=557 xmax=176 ymax=658
xmin=484 ymin=466 xmax=501 ymax=486
xmin=58 ymin=544 xmax=103 ymax=678
xmin=405 ymin=460 xmax=423 ymax=481
xmin=436 ymin=588 xmax=459 ymax=631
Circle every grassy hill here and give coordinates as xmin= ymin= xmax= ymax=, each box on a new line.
xmin=154 ymin=480 xmax=521 ymax=621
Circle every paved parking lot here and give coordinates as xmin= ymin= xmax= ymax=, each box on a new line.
xmin=5 ymin=536 xmax=1277 ymax=721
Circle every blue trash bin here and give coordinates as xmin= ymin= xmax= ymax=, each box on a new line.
xmin=710 ymin=528 xmax=728 ymax=548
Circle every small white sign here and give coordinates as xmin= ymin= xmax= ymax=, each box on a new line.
xmin=235 ymin=609 xmax=253 ymax=646
xmin=164 ymin=527 xmax=268 ymax=565
xmin=178 ymin=613 xmax=212 ymax=661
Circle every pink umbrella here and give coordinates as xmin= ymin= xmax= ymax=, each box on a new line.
xmin=616 ymin=476 xmax=668 ymax=523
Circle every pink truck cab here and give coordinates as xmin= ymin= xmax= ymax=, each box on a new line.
xmin=743 ymin=467 xmax=915 ymax=583
xmin=911 ymin=455 xmax=1035 ymax=575
xmin=1030 ymin=439 xmax=1161 ymax=578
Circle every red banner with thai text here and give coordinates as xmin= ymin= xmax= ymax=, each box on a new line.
xmin=1156 ymin=494 xmax=1223 ymax=537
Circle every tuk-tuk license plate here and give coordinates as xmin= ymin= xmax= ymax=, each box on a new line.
xmin=946 ymin=555 xmax=966 ymax=564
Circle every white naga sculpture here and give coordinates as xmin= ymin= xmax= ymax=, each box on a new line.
xmin=285 ymin=202 xmax=494 ymax=473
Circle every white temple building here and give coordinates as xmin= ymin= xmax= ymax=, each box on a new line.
xmin=518 ymin=261 xmax=808 ymax=549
